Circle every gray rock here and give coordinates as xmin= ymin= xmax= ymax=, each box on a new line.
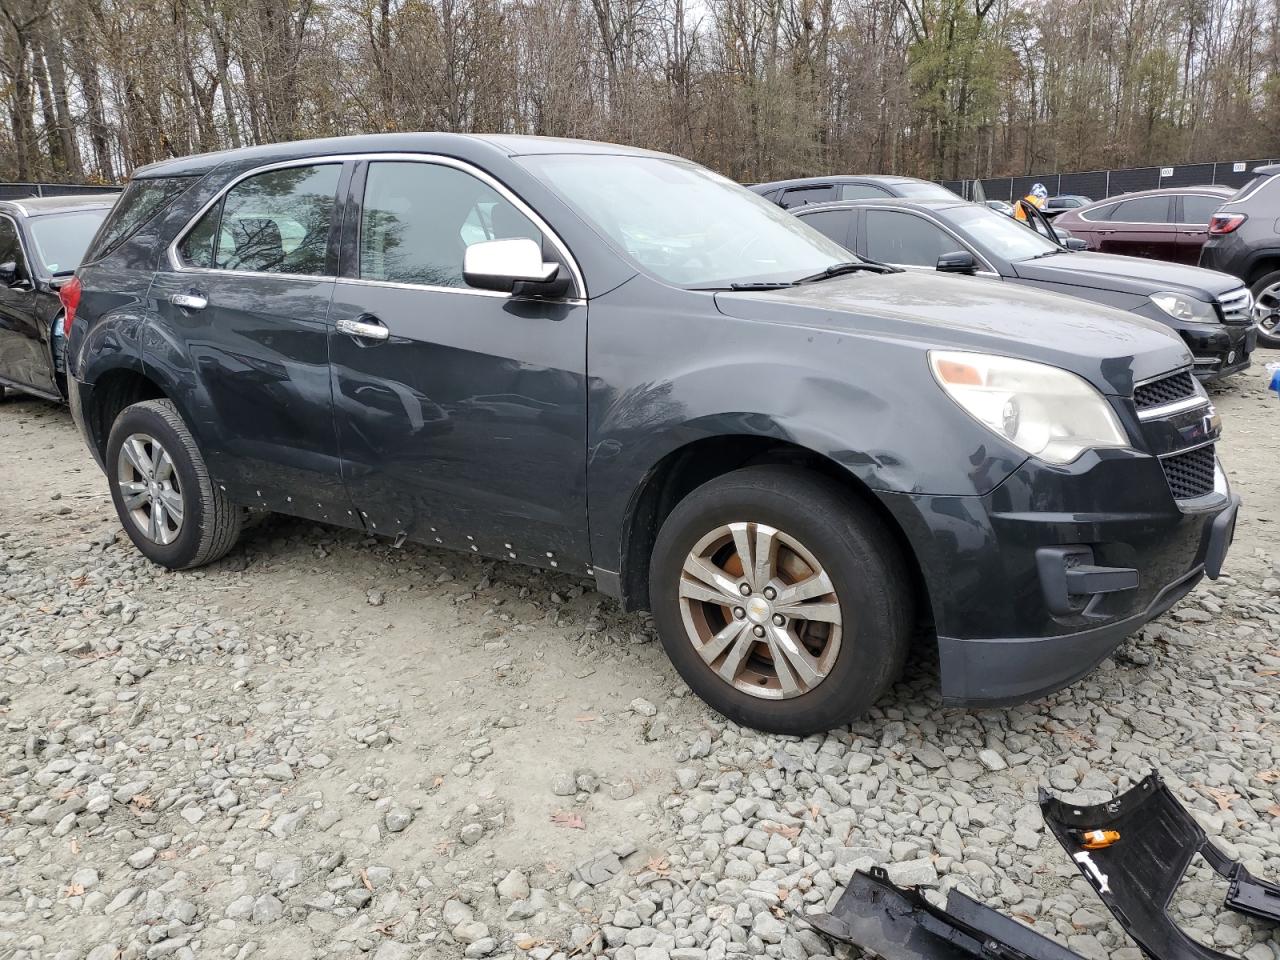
xmin=384 ymin=805 xmax=413 ymax=832
xmin=497 ymin=868 xmax=530 ymax=902
xmin=251 ymin=894 xmax=284 ymax=924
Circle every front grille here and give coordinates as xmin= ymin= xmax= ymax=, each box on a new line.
xmin=1161 ymin=445 xmax=1216 ymax=500
xmin=1134 ymin=371 xmax=1196 ymax=411
xmin=1217 ymin=287 xmax=1253 ymax=323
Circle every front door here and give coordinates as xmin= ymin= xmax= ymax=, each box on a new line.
xmin=328 ymin=158 xmax=590 ymax=570
xmin=0 ymin=214 xmax=56 ymax=395
xmin=149 ymin=161 xmax=353 ymax=523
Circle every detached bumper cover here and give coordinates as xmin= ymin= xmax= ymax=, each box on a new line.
xmin=1041 ymin=773 xmax=1280 ymax=960
xmin=808 ymin=867 xmax=1083 ymax=960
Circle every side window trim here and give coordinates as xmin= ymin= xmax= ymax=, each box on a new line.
xmin=339 ymin=155 xmax=585 ymax=301
xmin=168 ymin=158 xmax=348 ymax=280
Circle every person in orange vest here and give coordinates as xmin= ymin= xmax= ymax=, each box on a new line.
xmin=1013 ymin=182 xmax=1049 ymax=222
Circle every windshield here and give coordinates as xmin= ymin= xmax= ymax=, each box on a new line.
xmin=895 ymin=180 xmax=963 ymax=200
xmin=29 ymin=210 xmax=109 ymax=275
xmin=947 ymin=204 xmax=1061 ymax=260
xmin=518 ymin=154 xmax=850 ymax=287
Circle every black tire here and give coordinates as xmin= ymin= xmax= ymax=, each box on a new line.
xmin=106 ymin=398 xmax=242 ymax=569
xmin=1250 ymin=269 xmax=1280 ymax=349
xmin=649 ymin=465 xmax=913 ymax=735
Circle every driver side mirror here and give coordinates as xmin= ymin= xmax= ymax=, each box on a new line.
xmin=936 ymin=251 xmax=978 ymax=275
xmin=1063 ymin=237 xmax=1088 ymax=251
xmin=463 ymin=238 xmax=570 ymax=299
xmin=0 ymin=261 xmax=20 ymax=287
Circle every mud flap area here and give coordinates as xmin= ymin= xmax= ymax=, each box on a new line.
xmin=805 ymin=866 xmax=1085 ymax=959
xmin=1040 ymin=772 xmax=1280 ymax=960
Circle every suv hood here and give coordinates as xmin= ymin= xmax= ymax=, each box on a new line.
xmin=1012 ymin=250 xmax=1242 ymax=300
xmin=713 ymin=269 xmax=1190 ymax=396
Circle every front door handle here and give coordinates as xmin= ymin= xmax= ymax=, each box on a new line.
xmin=170 ymin=293 xmax=207 ymax=311
xmin=336 ymin=315 xmax=389 ymax=342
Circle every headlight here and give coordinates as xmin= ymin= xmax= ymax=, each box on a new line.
xmin=929 ymin=351 xmax=1129 ymax=464
xmin=1149 ymin=292 xmax=1217 ymax=323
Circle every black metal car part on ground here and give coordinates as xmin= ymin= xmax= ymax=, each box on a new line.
xmin=1040 ymin=773 xmax=1280 ymax=960
xmin=806 ymin=867 xmax=1085 ymax=960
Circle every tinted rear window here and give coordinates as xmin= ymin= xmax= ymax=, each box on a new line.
xmin=83 ymin=176 xmax=194 ymax=263
xmin=29 ymin=210 xmax=109 ymax=275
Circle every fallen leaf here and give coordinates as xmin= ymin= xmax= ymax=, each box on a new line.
xmin=574 ymin=715 xmax=597 ymax=722
xmin=645 ymin=856 xmax=670 ymax=876
xmin=158 ymin=849 xmax=177 ymax=861
xmin=69 ymin=839 xmax=79 ymax=855
xmin=1267 ymin=805 xmax=1280 ymax=819
xmin=360 ymin=868 xmax=373 ymax=892
xmin=1206 ymin=787 xmax=1238 ymax=812
xmin=130 ymin=794 xmax=154 ymax=810
xmin=431 ymin=776 xmax=444 ymax=789
xmin=762 ymin=823 xmax=801 ymax=839
xmin=65 ymin=883 xmax=85 ymax=897
xmin=1259 ymin=770 xmax=1280 ymax=783
xmin=550 ymin=811 xmax=585 ymax=829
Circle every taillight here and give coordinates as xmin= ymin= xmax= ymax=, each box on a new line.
xmin=1208 ymin=213 xmax=1247 ymax=235
xmin=59 ymin=275 xmax=81 ymax=336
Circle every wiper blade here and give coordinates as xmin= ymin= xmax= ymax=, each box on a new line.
xmin=795 ymin=261 xmax=894 ymax=284
xmin=727 ymin=281 xmax=796 ymax=290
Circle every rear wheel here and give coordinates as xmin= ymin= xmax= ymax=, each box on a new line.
xmin=1251 ymin=270 xmax=1280 ymax=349
xmin=649 ymin=465 xmax=912 ymax=734
xmin=106 ymin=399 xmax=242 ymax=569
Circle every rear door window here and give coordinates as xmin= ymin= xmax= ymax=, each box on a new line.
xmin=1179 ymin=194 xmax=1224 ymax=224
xmin=864 ymin=209 xmax=953 ymax=267
xmin=780 ymin=185 xmax=835 ymax=208
xmin=1107 ymin=196 xmax=1172 ymax=224
xmin=796 ymin=209 xmax=852 ymax=248
xmin=178 ymin=164 xmax=341 ymax=275
xmin=83 ymin=176 xmax=193 ymax=263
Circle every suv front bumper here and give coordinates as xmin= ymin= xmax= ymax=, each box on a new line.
xmin=882 ymin=448 xmax=1238 ymax=707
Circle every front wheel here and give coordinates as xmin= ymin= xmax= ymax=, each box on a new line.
xmin=1251 ymin=270 xmax=1280 ymax=349
xmin=649 ymin=465 xmax=913 ymax=735
xmin=106 ymin=398 xmax=242 ymax=569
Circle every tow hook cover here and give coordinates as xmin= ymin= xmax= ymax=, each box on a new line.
xmin=807 ymin=866 xmax=1083 ymax=959
xmin=1041 ymin=772 xmax=1280 ymax=960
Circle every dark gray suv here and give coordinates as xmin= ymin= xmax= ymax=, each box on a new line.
xmin=1199 ymin=163 xmax=1280 ymax=347
xmin=66 ymin=134 xmax=1238 ymax=734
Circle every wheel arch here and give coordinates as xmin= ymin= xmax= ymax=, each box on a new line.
xmin=1246 ymin=252 xmax=1280 ymax=286
xmin=616 ymin=434 xmax=931 ymax=629
xmin=79 ymin=365 xmax=172 ymax=463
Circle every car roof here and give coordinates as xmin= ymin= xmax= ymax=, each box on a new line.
xmin=132 ymin=132 xmax=680 ymax=179
xmin=1252 ymin=163 xmax=1280 ymax=176
xmin=1086 ymin=184 xmax=1234 ymax=203
xmin=793 ymin=198 xmax=971 ymax=214
xmin=0 ymin=195 xmax=117 ymax=217
xmin=751 ymin=174 xmax=939 ymax=191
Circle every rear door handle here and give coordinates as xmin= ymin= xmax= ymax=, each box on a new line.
xmin=170 ymin=293 xmax=207 ymax=311
xmin=336 ymin=315 xmax=389 ymax=342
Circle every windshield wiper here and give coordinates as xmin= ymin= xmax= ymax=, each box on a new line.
xmin=794 ymin=261 xmax=895 ymax=285
xmin=1026 ymin=249 xmax=1062 ymax=260
xmin=727 ymin=281 xmax=796 ymax=290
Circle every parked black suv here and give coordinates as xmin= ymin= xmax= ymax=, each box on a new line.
xmin=791 ymin=197 xmax=1256 ymax=379
xmin=66 ymin=134 xmax=1238 ymax=734
xmin=1199 ymin=163 xmax=1280 ymax=348
xmin=0 ymin=196 xmax=114 ymax=400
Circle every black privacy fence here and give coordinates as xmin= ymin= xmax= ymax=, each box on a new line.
xmin=0 ymin=183 xmax=123 ymax=201
xmin=942 ymin=159 xmax=1280 ymax=202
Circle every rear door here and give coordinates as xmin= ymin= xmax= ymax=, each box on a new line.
xmin=1094 ymin=195 xmax=1175 ymax=259
xmin=0 ymin=213 xmax=55 ymax=395
xmin=149 ymin=160 xmax=353 ymax=522
xmin=327 ymin=157 xmax=590 ymax=568
xmin=1175 ymin=193 xmax=1224 ymax=265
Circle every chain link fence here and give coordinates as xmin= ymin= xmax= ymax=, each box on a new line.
xmin=0 ymin=182 xmax=123 ymax=201
xmin=942 ymin=159 xmax=1279 ymax=203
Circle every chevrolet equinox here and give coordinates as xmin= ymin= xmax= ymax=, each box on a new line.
xmin=65 ymin=134 xmax=1240 ymax=734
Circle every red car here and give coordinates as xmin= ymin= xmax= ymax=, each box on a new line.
xmin=1053 ymin=185 xmax=1234 ymax=264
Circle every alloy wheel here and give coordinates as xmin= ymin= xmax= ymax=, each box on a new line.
xmin=677 ymin=521 xmax=843 ymax=699
xmin=1255 ymin=282 xmax=1280 ymax=338
xmin=116 ymin=432 xmax=184 ymax=545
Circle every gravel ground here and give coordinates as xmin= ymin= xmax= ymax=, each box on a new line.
xmin=3 ymin=356 xmax=1279 ymax=960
